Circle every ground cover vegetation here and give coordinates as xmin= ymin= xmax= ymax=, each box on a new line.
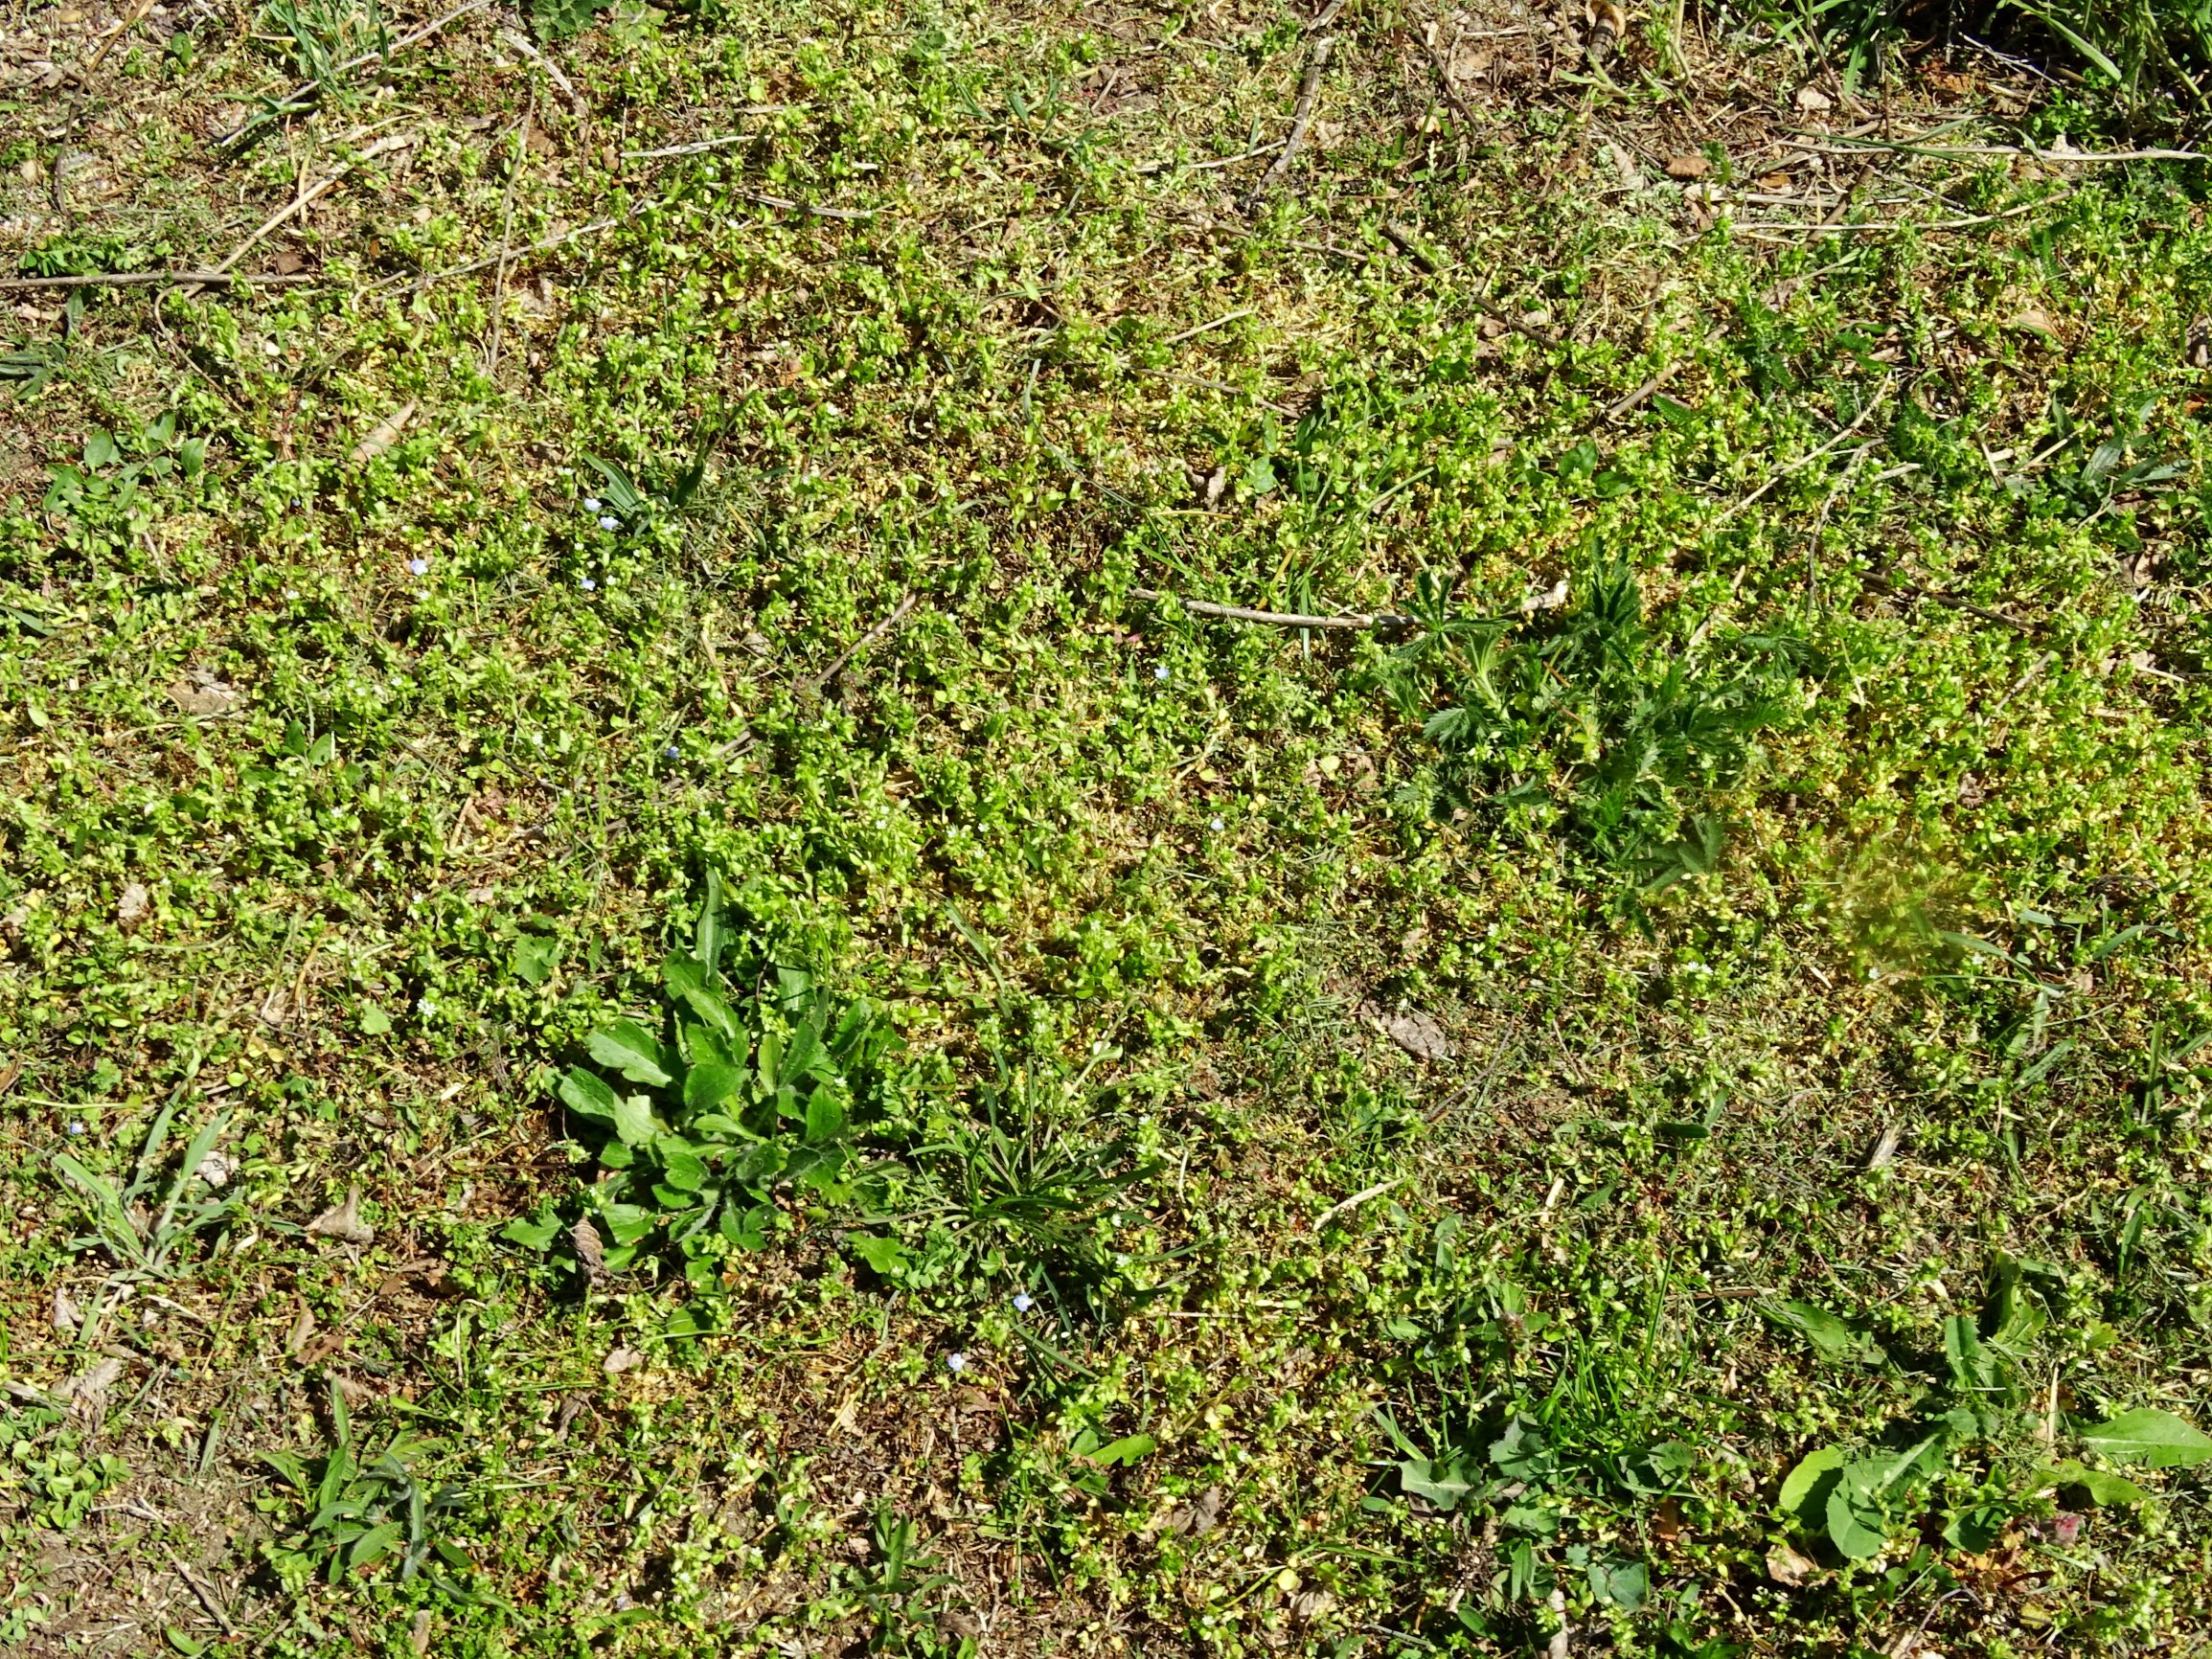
xmin=3 ymin=0 xmax=2212 ymax=1650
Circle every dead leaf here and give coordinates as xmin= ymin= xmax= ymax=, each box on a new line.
xmin=1652 ymin=1496 xmax=1682 ymax=1541
xmin=410 ymin=1612 xmax=432 ymax=1658
xmin=306 ymin=1187 xmax=375 ymax=1246
xmin=1758 ymin=170 xmax=1793 ymax=190
xmin=1366 ymin=1003 xmax=1457 ymax=1062
xmin=603 ymin=1346 xmax=644 ymax=1375
xmin=1289 ymin=1589 xmax=1336 ymax=1621
xmin=1767 ymin=1540 xmax=1816 ymax=1586
xmin=1203 ymin=466 xmax=1227 ymax=508
xmin=2187 ymin=314 xmax=2210 ymax=369
xmin=285 ymin=1304 xmax=318 ymax=1354
xmin=53 ymin=1285 xmax=80 ymax=1332
xmin=349 ymin=399 xmax=417 ymax=466
xmin=1865 ymin=1125 xmax=1900 ymax=1170
xmin=273 ymin=248 xmax=305 ymax=276
xmin=2008 ymin=307 xmax=2060 ymax=340
xmin=116 ymin=881 xmax=151 ymax=929
xmin=1520 ymin=578 xmax=1570 ymax=612
xmin=167 ymin=669 xmax=240 ymax=717
xmin=1794 ymin=84 xmax=1833 ymax=111
xmin=1163 ymin=1484 xmax=1224 ymax=1535
xmin=62 ymin=1355 xmax=125 ymax=1420
xmin=571 ymin=1215 xmax=607 ymax=1283
xmin=1665 ymin=153 xmax=1709 ymax=180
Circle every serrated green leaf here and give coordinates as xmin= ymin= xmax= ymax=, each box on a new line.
xmin=587 ymin=1019 xmax=673 ymax=1086
xmin=559 ymin=1066 xmax=622 ymax=1125
xmin=612 ymin=1092 xmax=657 ymax=1147
xmin=1778 ymin=1444 xmax=1849 ymax=1528
xmin=1398 ymin=1454 xmax=1479 ymax=1511
xmin=1824 ymin=1462 xmax=1892 ymax=1559
xmin=2040 ymin=1460 xmax=2151 ymax=1505
xmin=2079 ymin=1407 xmax=2212 ymax=1468
xmin=655 ymin=1136 xmax=708 ymax=1192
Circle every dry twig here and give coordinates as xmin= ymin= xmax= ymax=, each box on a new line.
xmin=1129 ymin=587 xmax=1410 ymax=630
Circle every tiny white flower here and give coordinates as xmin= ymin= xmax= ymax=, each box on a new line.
xmin=582 ymin=496 xmax=602 ymax=511
xmin=407 ymin=557 xmax=428 ymax=576
xmin=599 ymin=514 xmax=619 ymax=531
xmin=1153 ymin=664 xmax=1170 ymax=681
xmin=946 ymin=1352 xmax=969 ymax=1374
xmin=1012 ymin=1292 xmax=1034 ymax=1313
xmin=417 ymin=995 xmax=437 ymax=1016
xmin=284 ymin=587 xmax=299 ymax=599
xmin=1210 ymin=816 xmax=1224 ymax=831
xmin=580 ymin=577 xmax=597 ymax=592
xmin=262 ymin=339 xmax=280 ymax=356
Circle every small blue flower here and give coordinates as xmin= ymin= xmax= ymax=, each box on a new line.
xmin=582 ymin=496 xmax=602 ymax=512
xmin=1012 ymin=1292 xmax=1034 ymax=1313
xmin=664 ymin=744 xmax=679 ymax=759
xmin=1210 ymin=816 xmax=1224 ymax=831
xmin=599 ymin=514 xmax=619 ymax=532
xmin=580 ymin=577 xmax=597 ymax=592
xmin=66 ymin=1121 xmax=85 ymax=1137
xmin=946 ymin=1351 xmax=969 ymax=1374
xmin=407 ymin=557 xmax=428 ymax=576
xmin=1152 ymin=664 xmax=1170 ymax=681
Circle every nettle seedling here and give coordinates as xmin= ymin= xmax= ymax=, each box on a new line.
xmin=504 ymin=874 xmax=899 ymax=1332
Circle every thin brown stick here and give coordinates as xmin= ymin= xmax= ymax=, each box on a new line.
xmin=197 ymin=132 xmax=415 ymax=287
xmin=214 ymin=0 xmax=493 ymax=146
xmin=1422 ymin=25 xmax=1483 ymax=128
xmin=1787 ymin=138 xmax=2203 ymax=164
xmin=1129 ymin=587 xmax=1409 ymax=630
xmin=86 ymin=0 xmax=159 ymax=70
xmin=0 ymin=271 xmax=320 ymax=291
xmin=737 ymin=191 xmax=874 ymax=221
xmin=1243 ymin=33 xmax=1334 ymax=213
xmin=804 ymin=595 xmax=918 ymax=694
xmin=487 ymin=84 xmax=536 ymax=378
xmin=1133 ymin=138 xmax=1287 ymax=176
xmin=1603 ymin=360 xmax=1678 ymax=421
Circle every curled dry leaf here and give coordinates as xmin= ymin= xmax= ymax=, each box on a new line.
xmin=63 ymin=1355 xmax=125 ymax=1420
xmin=2008 ymin=307 xmax=2061 ymax=340
xmin=571 ymin=1215 xmax=607 ymax=1283
xmin=603 ymin=1346 xmax=645 ymax=1375
xmin=1767 ymin=1540 xmax=1817 ymax=1586
xmin=53 ymin=1285 xmax=80 ymax=1332
xmin=1665 ymin=153 xmax=1709 ymax=180
xmin=306 ymin=1187 xmax=375 ymax=1246
xmin=1364 ymin=1002 xmax=1457 ymax=1062
xmin=349 ymin=399 xmax=418 ymax=466
xmin=168 ymin=670 xmax=241 ymax=717
xmin=117 ymin=881 xmax=151 ymax=929
xmin=285 ymin=1304 xmax=318 ymax=1354
xmin=1163 ymin=1484 xmax=1224 ymax=1536
xmin=1794 ymin=84 xmax=1833 ymax=111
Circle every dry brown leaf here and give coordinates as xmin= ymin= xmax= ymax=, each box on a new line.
xmin=2008 ymin=307 xmax=2061 ymax=340
xmin=1367 ymin=1003 xmax=1457 ymax=1062
xmin=117 ymin=881 xmax=151 ymax=929
xmin=603 ymin=1346 xmax=644 ymax=1375
xmin=1163 ymin=1484 xmax=1224 ymax=1535
xmin=1652 ymin=1496 xmax=1683 ymax=1541
xmin=273 ymin=248 xmax=305 ymax=275
xmin=53 ymin=1285 xmax=80 ymax=1332
xmin=349 ymin=399 xmax=418 ymax=466
xmin=1767 ymin=1540 xmax=1816 ymax=1586
xmin=1758 ymin=170 xmax=1793 ymax=190
xmin=286 ymin=1304 xmax=318 ymax=1354
xmin=63 ymin=1355 xmax=125 ymax=1420
xmin=1665 ymin=153 xmax=1709 ymax=180
xmin=168 ymin=669 xmax=240 ymax=717
xmin=1794 ymin=85 xmax=1833 ymax=111
xmin=307 ymin=1187 xmax=375 ymax=1246
xmin=572 ymin=1215 xmax=607 ymax=1283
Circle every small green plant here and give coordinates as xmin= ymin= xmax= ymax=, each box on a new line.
xmin=52 ymin=1101 xmax=232 ymax=1282
xmin=532 ymin=0 xmax=614 ymax=39
xmin=887 ymin=1044 xmax=1153 ymax=1309
xmin=504 ymin=875 xmax=900 ymax=1329
xmin=260 ymin=1383 xmax=474 ymax=1595
xmin=0 ymin=1406 xmax=130 ymax=1531
xmin=1374 ymin=560 xmax=1804 ymax=879
xmin=856 ymin=1509 xmax=972 ymax=1656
